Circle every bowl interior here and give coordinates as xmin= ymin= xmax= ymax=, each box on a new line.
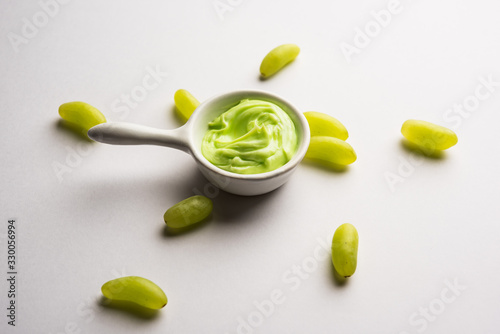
xmin=188 ymin=90 xmax=310 ymax=180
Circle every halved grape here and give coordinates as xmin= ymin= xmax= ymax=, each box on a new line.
xmin=306 ymin=136 xmax=357 ymax=165
xmin=304 ymin=111 xmax=348 ymax=140
xmin=260 ymin=44 xmax=300 ymax=78
xmin=101 ymin=276 xmax=167 ymax=309
xmin=401 ymin=120 xmax=458 ymax=151
xmin=164 ymin=195 xmax=213 ymax=229
xmin=331 ymin=224 xmax=359 ymax=278
xmin=174 ymin=89 xmax=200 ymax=122
xmin=59 ymin=101 xmax=106 ymax=131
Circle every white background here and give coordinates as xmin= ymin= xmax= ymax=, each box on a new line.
xmin=1 ymin=0 xmax=500 ymax=333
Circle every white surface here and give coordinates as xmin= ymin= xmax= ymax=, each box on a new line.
xmin=1 ymin=0 xmax=500 ymax=333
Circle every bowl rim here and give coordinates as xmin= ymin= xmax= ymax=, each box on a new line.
xmin=187 ymin=89 xmax=310 ymax=181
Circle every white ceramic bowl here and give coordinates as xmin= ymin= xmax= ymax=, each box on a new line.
xmin=88 ymin=90 xmax=310 ymax=196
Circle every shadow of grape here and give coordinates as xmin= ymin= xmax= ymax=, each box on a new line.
xmin=301 ymin=157 xmax=350 ymax=173
xmin=98 ymin=296 xmax=162 ymax=320
xmin=170 ymin=105 xmax=188 ymax=126
xmin=55 ymin=119 xmax=94 ymax=142
xmin=330 ymin=262 xmax=350 ymax=287
xmin=258 ymin=74 xmax=270 ymax=82
xmin=162 ymin=215 xmax=212 ymax=237
xmin=400 ymin=139 xmax=445 ymax=160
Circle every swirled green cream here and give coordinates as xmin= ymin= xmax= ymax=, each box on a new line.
xmin=201 ymin=99 xmax=298 ymax=174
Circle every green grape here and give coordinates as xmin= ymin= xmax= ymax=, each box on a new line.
xmin=101 ymin=276 xmax=167 ymax=309
xmin=174 ymin=89 xmax=200 ymax=122
xmin=259 ymin=44 xmax=300 ymax=78
xmin=164 ymin=195 xmax=213 ymax=229
xmin=401 ymin=120 xmax=458 ymax=151
xmin=58 ymin=101 xmax=107 ymax=131
xmin=304 ymin=111 xmax=349 ymax=140
xmin=305 ymin=136 xmax=357 ymax=165
xmin=331 ymin=223 xmax=359 ymax=278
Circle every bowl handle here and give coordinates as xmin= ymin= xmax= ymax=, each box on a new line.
xmin=87 ymin=122 xmax=191 ymax=153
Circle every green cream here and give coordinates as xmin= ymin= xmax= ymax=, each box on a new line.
xmin=201 ymin=99 xmax=298 ymax=174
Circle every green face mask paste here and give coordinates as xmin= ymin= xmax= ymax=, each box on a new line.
xmin=201 ymin=99 xmax=298 ymax=174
